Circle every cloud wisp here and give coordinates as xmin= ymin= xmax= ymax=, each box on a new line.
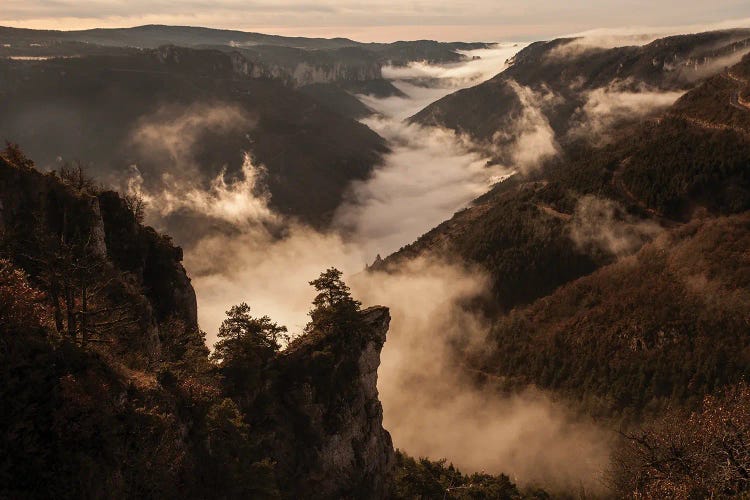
xmin=354 ymin=258 xmax=611 ymax=493
xmin=124 ymin=47 xmax=619 ymax=491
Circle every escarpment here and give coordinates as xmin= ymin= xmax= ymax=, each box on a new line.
xmin=0 ymin=149 xmax=198 ymax=349
xmin=266 ymin=306 xmax=394 ymax=499
xmin=0 ymin=148 xmax=397 ymax=498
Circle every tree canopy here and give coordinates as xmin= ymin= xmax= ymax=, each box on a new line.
xmin=306 ymin=268 xmax=362 ymax=333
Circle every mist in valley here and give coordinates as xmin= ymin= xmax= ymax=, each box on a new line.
xmin=4 ymin=6 xmax=750 ymax=497
xmin=117 ymin=29 xmax=733 ymax=491
xmin=123 ymin=43 xmax=626 ymax=492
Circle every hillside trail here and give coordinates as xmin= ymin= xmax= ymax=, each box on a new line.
xmin=674 ymin=71 xmax=750 ymax=133
xmin=724 ymin=71 xmax=750 ymax=112
xmin=664 ymin=71 xmax=750 ymax=137
xmin=607 ymin=70 xmax=750 ymax=226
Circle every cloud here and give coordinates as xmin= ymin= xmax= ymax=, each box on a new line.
xmin=570 ymin=195 xmax=663 ymax=257
xmin=129 ymin=102 xmax=255 ymax=181
xmin=333 ymin=118 xmax=509 ymax=258
xmin=490 ymin=80 xmax=560 ymax=172
xmin=127 ymin=153 xmax=278 ymax=228
xmin=127 ymin=109 xmax=609 ymax=493
xmin=357 ymin=44 xmax=525 ymax=121
xmin=566 ymin=17 xmax=750 ymax=41
xmin=354 ymin=257 xmax=611 ymax=492
xmin=547 ymin=34 xmax=750 ymax=85
xmin=335 ymin=45 xmax=519 ymax=258
xmin=122 ymin=47 xmax=618 ymax=490
xmin=381 ymin=43 xmax=525 ymax=88
xmin=568 ymin=82 xmax=685 ymax=144
xmin=127 ymin=125 xmax=609 ymax=495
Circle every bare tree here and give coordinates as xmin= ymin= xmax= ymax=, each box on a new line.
xmin=59 ymin=161 xmax=97 ymax=194
xmin=22 ymin=211 xmax=138 ymax=346
xmin=611 ymin=383 xmax=750 ymax=498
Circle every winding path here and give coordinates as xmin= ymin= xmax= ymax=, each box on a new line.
xmin=725 ymin=72 xmax=750 ymax=112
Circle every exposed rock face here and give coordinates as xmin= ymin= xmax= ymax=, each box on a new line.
xmin=1 ymin=153 xmax=395 ymax=498
xmin=0 ymin=153 xmax=199 ymax=345
xmin=87 ymin=196 xmax=108 ymax=258
xmin=289 ymin=61 xmax=382 ymax=86
xmin=267 ymin=306 xmax=395 ymax=499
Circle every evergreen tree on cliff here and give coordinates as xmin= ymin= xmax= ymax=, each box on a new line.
xmin=306 ymin=267 xmax=362 ymax=333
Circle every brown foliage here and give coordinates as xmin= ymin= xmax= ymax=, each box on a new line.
xmin=612 ymin=382 xmax=750 ymax=498
xmin=0 ymin=258 xmax=50 ymax=333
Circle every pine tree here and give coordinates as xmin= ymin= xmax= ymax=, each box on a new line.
xmin=306 ymin=268 xmax=361 ymax=333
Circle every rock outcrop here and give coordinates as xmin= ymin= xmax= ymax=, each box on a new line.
xmin=0 ymin=150 xmax=397 ymax=498
xmin=0 ymin=151 xmax=198 ymax=349
xmin=265 ymin=306 xmax=395 ymax=499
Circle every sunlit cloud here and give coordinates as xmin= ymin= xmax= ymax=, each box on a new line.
xmin=2 ymin=1 xmax=750 ymax=42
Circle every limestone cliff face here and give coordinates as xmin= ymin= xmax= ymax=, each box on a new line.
xmin=0 ymin=154 xmax=199 ymax=345
xmin=266 ymin=306 xmax=395 ymax=499
xmin=289 ymin=61 xmax=383 ymax=86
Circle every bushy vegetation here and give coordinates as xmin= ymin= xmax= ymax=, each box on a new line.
xmin=387 ymin=53 xmax=750 ymax=432
xmin=0 ymin=150 xmax=396 ymax=500
xmin=619 ymin=118 xmax=750 ymax=218
xmin=468 ymin=214 xmax=750 ymax=424
xmin=611 ymin=382 xmax=750 ymax=498
xmin=392 ymin=451 xmax=544 ymax=500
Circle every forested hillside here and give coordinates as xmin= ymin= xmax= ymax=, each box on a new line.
xmin=412 ymin=30 xmax=750 ymax=155
xmin=382 ymin=53 xmax=750 ymax=422
xmin=0 ymin=47 xmax=388 ymax=228
xmin=0 ymin=147 xmax=532 ymax=498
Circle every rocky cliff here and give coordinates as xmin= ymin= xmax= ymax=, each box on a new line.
xmin=266 ymin=306 xmax=395 ymax=498
xmin=0 ymin=148 xmax=397 ymax=498
xmin=0 ymin=148 xmax=198 ymax=349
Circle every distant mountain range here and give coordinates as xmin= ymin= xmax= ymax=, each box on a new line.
xmin=412 ymin=29 xmax=750 ymax=157
xmin=0 ymin=26 xmax=493 ymax=232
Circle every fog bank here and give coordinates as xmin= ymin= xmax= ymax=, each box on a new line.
xmin=128 ymin=44 xmax=612 ymax=491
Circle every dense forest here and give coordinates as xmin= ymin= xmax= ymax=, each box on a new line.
xmin=377 ymin=47 xmax=750 ymax=498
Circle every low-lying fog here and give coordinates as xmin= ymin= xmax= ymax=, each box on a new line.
xmin=127 ymin=40 xmax=686 ymax=492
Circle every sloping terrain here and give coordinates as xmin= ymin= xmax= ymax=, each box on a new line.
xmin=412 ymin=30 xmax=750 ymax=151
xmin=0 ymin=46 xmax=388 ymax=227
xmin=381 ymin=52 xmax=750 ymax=423
xmin=471 ymin=214 xmax=750 ymax=422
xmin=0 ymin=148 xmax=406 ymax=499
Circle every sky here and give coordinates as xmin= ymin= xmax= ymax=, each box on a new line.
xmin=3 ymin=1 xmax=750 ymax=42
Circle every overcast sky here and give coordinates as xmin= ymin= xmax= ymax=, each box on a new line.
xmin=3 ymin=1 xmax=750 ymax=42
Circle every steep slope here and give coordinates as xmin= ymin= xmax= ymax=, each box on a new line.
xmin=385 ymin=52 xmax=750 ymax=306
xmin=0 ymin=46 xmax=388 ymax=227
xmin=412 ymin=29 xmax=750 ymax=149
xmin=379 ymin=52 xmax=750 ymax=424
xmin=262 ymin=306 xmax=395 ymax=498
xmin=470 ymin=214 xmax=750 ymax=422
xmin=0 ymin=149 xmax=400 ymax=498
xmin=298 ymin=82 xmax=376 ymax=119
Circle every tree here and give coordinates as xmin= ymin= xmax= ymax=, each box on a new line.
xmin=213 ymin=303 xmax=288 ymax=357
xmin=123 ymin=193 xmax=147 ymax=224
xmin=306 ymin=268 xmax=361 ymax=333
xmin=0 ymin=259 xmax=49 ymax=334
xmin=25 ymin=227 xmax=137 ymax=345
xmin=58 ymin=162 xmax=97 ymax=194
xmin=1 ymin=142 xmax=35 ymax=170
xmin=211 ymin=303 xmax=287 ymax=396
xmin=610 ymin=383 xmax=750 ymax=498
